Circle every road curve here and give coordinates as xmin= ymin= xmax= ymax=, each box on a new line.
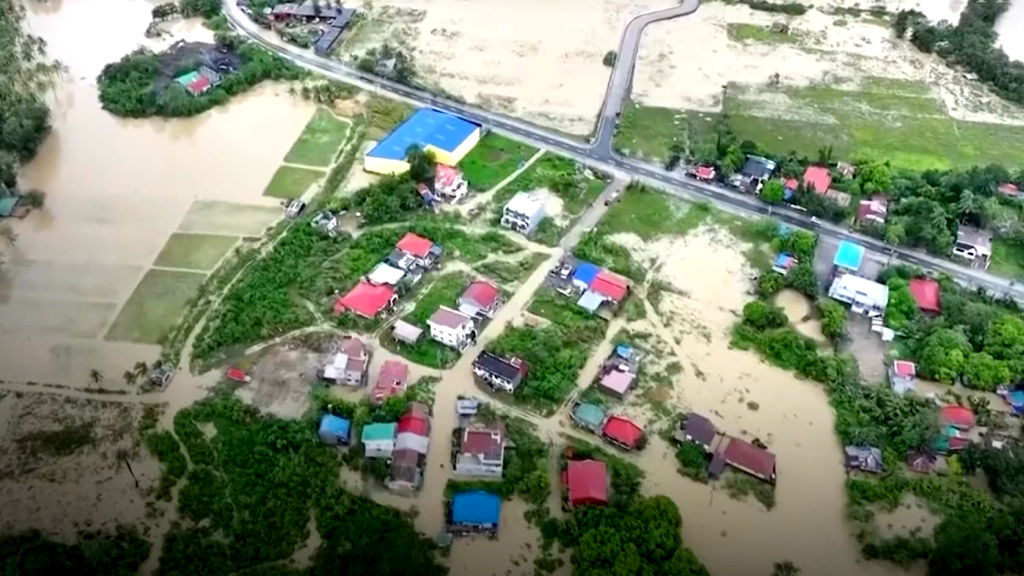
xmin=220 ymin=1 xmax=1024 ymax=303
xmin=593 ymin=0 xmax=701 ymax=156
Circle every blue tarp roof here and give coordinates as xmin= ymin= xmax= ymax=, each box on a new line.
xmin=1010 ymin=390 xmax=1024 ymax=406
xmin=774 ymin=252 xmax=796 ymax=268
xmin=366 ymin=108 xmax=479 ymax=161
xmin=577 ymin=290 xmax=605 ymax=313
xmin=451 ymin=491 xmax=501 ymax=526
xmin=833 ymin=240 xmax=865 ymax=270
xmin=319 ymin=414 xmax=351 ymax=440
xmin=615 ymin=345 xmax=634 ymax=359
xmin=572 ymin=261 xmax=600 ymax=286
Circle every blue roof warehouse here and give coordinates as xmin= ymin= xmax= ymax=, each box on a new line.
xmin=363 ymin=108 xmax=482 ymax=175
xmin=448 ymin=490 xmax=501 ymax=536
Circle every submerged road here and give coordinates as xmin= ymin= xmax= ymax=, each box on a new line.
xmin=222 ymin=0 xmax=1024 ymax=302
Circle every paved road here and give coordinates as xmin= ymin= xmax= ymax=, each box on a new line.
xmin=222 ymin=1 xmax=1024 ymax=302
xmin=592 ymin=0 xmax=701 ymax=154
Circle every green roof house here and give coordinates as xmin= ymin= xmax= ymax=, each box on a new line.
xmin=570 ymin=402 xmax=606 ymax=433
xmin=362 ymin=422 xmax=397 ymax=459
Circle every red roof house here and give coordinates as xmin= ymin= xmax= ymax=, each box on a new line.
xmin=999 ymin=182 xmax=1021 ymax=198
xmin=333 ymin=281 xmax=397 ymax=318
xmin=601 ymin=415 xmax=645 ymax=450
xmin=435 ymin=164 xmax=461 ymax=188
xmin=396 ymin=233 xmax=434 ymax=258
xmin=694 ymin=165 xmax=716 ymax=181
xmin=908 ymin=278 xmax=941 ymax=314
xmin=372 ymin=360 xmax=410 ymax=404
xmin=720 ymin=437 xmax=776 ymax=483
xmin=940 ymin=405 xmax=975 ymax=430
xmin=590 ymin=270 xmax=629 ymax=302
xmin=564 ymin=459 xmax=609 ymax=507
xmin=856 ymin=196 xmax=888 ymax=225
xmin=783 ymin=178 xmax=799 ymax=190
xmin=397 ymin=402 xmax=431 ymax=436
xmin=186 ymin=75 xmax=212 ymax=96
xmin=459 ymin=280 xmax=501 ymax=317
xmin=802 ymin=166 xmax=832 ymax=195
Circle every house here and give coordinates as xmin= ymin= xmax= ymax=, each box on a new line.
xmin=844 ymin=446 xmax=883 ymax=474
xmin=395 ymin=402 xmax=431 ymax=455
xmin=392 ymin=320 xmax=423 ymax=344
xmin=940 ymin=405 xmax=975 ymax=430
xmin=333 ymin=281 xmax=398 ymax=318
xmin=458 ymin=281 xmax=501 ymax=319
xmin=771 ymin=252 xmax=798 ymax=275
xmin=857 ymin=196 xmax=888 ymax=226
xmin=998 ymin=387 xmax=1024 ymax=416
xmin=563 ymin=459 xmax=609 ymax=508
xmin=782 ymin=178 xmax=799 ymax=202
xmin=836 ymin=161 xmax=856 ymax=178
xmin=935 ymin=425 xmax=971 ymax=453
xmin=473 ymin=351 xmax=527 ymax=393
xmin=318 ymin=414 xmax=351 ymax=446
xmin=597 ymin=370 xmax=635 ymax=399
xmin=601 ymin=415 xmax=645 ymax=451
xmin=396 ymin=232 xmax=443 ymax=268
xmin=434 ymin=164 xmax=469 ymax=203
xmin=889 ymin=360 xmax=917 ymax=395
xmin=833 ymin=240 xmax=865 ymax=273
xmin=828 ymin=274 xmax=888 ymax=317
xmin=387 ymin=448 xmax=423 ymax=491
xmin=269 ymin=2 xmax=345 ymax=21
xmin=372 ymin=360 xmax=409 ymax=405
xmin=361 ymin=422 xmax=397 ymax=459
xmin=908 ymin=278 xmax=941 ymax=315
xmin=690 ymin=165 xmax=716 ymax=181
xmin=501 ymin=192 xmax=546 ymax=234
xmin=387 ymin=249 xmax=419 ymax=272
xmin=802 ymin=165 xmax=832 ymax=195
xmin=449 ymin=491 xmax=502 ymax=535
xmin=570 ymin=402 xmax=607 ymax=433
xmin=953 ymin=225 xmax=992 ymax=269
xmin=455 ymin=427 xmax=506 ymax=477
xmin=906 ymin=451 xmax=940 ymax=474
xmin=571 ymin=261 xmax=601 ymax=292
xmin=999 ymin=182 xmax=1022 ymax=199
xmin=367 ymin=262 xmax=406 ymax=286
xmin=173 ymin=70 xmax=213 ymax=97
xmin=320 ymin=337 xmax=370 ymax=386
xmin=313 ymin=8 xmax=356 ymax=56
xmin=712 ymin=436 xmax=777 ymax=483
xmin=673 ymin=413 xmax=717 ymax=452
xmin=739 ymin=155 xmax=777 ymax=191
xmin=428 ymin=306 xmax=477 ymax=351
xmin=589 ymin=270 xmax=629 ymax=303
xmin=364 ymin=108 xmax=481 ymax=175
xmin=825 ymin=189 xmax=852 ymax=207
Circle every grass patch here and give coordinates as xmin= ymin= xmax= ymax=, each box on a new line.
xmin=16 ymin=423 xmax=95 ymax=458
xmin=990 ymin=240 xmax=1024 ymax=280
xmin=601 ymin=183 xmax=710 ymax=239
xmin=724 ymin=473 xmax=776 ymax=510
xmin=364 ymin=96 xmax=414 ymax=140
xmin=263 ymin=165 xmax=326 ymax=199
xmin=178 ymin=200 xmax=280 ymax=236
xmin=475 ymin=253 xmax=548 ymax=285
xmin=405 ymin=272 xmax=472 ymax=325
xmin=154 ymin=233 xmax=238 ymax=271
xmin=613 ymin=99 xmax=718 ymax=162
xmin=381 ymin=332 xmax=459 ymax=369
xmin=283 ymin=108 xmax=351 ymax=167
xmin=458 ymin=133 xmax=538 ymax=191
xmin=106 ymin=269 xmax=207 ymax=344
xmin=726 ymin=23 xmax=803 ymax=45
xmin=411 ymin=222 xmax=522 ymax=263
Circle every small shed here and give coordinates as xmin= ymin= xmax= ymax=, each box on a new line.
xmin=392 ymin=320 xmax=423 ymax=344
xmin=318 ymin=414 xmax=351 ymax=446
xmin=570 ymin=402 xmax=606 ymax=433
xmin=844 ymin=446 xmax=883 ymax=474
xmin=450 ymin=491 xmax=502 ymax=534
xmin=576 ymin=290 xmax=606 ymax=313
xmin=362 ymin=422 xmax=397 ymax=459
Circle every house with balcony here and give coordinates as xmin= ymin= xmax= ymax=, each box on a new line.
xmin=428 ymin=306 xmax=477 ymax=351
xmin=472 ymin=351 xmax=528 ymax=393
xmin=454 ymin=427 xmax=506 ymax=478
xmin=501 ymin=192 xmax=546 ymax=235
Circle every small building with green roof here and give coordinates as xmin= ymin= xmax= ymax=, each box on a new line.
xmin=362 ymin=422 xmax=397 ymax=459
xmin=570 ymin=402 xmax=607 ymax=433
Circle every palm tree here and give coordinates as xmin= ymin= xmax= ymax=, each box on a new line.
xmin=123 ymin=370 xmax=137 ymax=386
xmin=88 ymin=369 xmax=103 ymax=386
xmin=772 ymin=560 xmax=801 ymax=576
xmin=133 ymin=361 xmax=149 ymax=379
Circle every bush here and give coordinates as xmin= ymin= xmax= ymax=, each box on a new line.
xmin=744 ymin=0 xmax=808 ymax=15
xmin=742 ymin=300 xmax=788 ymax=331
xmin=675 ymin=441 xmax=710 ymax=483
xmin=818 ymin=299 xmax=847 ymax=342
xmin=602 ymin=50 xmax=617 ymax=67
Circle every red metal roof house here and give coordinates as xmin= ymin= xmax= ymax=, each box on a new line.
xmin=563 ymin=459 xmax=609 ymax=508
xmin=458 ymin=280 xmax=501 ymax=318
xmin=802 ymin=165 xmax=832 ymax=195
xmin=333 ymin=280 xmax=397 ymax=318
xmin=601 ymin=415 xmax=645 ymax=451
xmin=716 ymin=436 xmax=777 ymax=483
xmin=397 ymin=232 xmax=434 ymax=258
xmin=940 ymin=405 xmax=975 ymax=430
xmin=908 ymin=278 xmax=941 ymax=315
xmin=372 ymin=360 xmax=410 ymax=404
xmin=589 ymin=270 xmax=629 ymax=303
xmin=397 ymin=402 xmax=431 ymax=437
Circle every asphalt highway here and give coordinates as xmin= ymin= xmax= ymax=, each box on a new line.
xmin=222 ymin=0 xmax=1024 ymax=302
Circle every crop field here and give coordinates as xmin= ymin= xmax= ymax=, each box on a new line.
xmin=178 ymin=201 xmax=281 ymax=236
xmin=153 ymin=233 xmax=238 ymax=271
xmin=105 ymin=269 xmax=207 ymax=344
xmin=263 ymin=165 xmax=326 ymax=199
xmin=283 ymin=108 xmax=351 ymax=167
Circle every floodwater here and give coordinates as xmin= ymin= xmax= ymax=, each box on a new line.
xmin=775 ymin=288 xmax=827 ymax=343
xmin=996 ymin=0 xmax=1024 ymax=63
xmin=2 ymin=0 xmax=316 ymax=390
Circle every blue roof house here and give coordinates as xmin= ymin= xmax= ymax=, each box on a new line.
xmin=772 ymin=252 xmax=798 ymax=275
xmin=364 ymin=108 xmax=481 ymax=175
xmin=571 ymin=261 xmax=601 ymax=291
xmin=450 ymin=491 xmax=502 ymax=533
xmin=833 ymin=240 xmax=865 ymax=272
xmin=319 ymin=414 xmax=352 ymax=446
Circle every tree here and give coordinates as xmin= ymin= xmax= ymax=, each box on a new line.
xmin=884 ymin=277 xmax=920 ymax=331
xmin=771 ymin=561 xmax=801 ymax=576
xmin=760 ymin=179 xmax=784 ymax=205
xmin=133 ymin=361 xmax=150 ymax=379
xmin=917 ymin=328 xmax=971 ymax=383
xmin=0 ymin=150 xmax=17 ymax=190
xmin=786 ymin=263 xmax=818 ymax=298
xmin=757 ymin=272 xmax=783 ymax=298
xmin=123 ymin=370 xmax=138 ymax=386
xmin=962 ymin=352 xmax=1010 ymax=391
xmin=89 ymin=369 xmax=104 ymax=386
xmin=742 ymin=301 xmax=788 ymax=331
xmin=855 ymin=160 xmax=892 ymax=195
xmin=929 ymin=512 xmax=999 ymax=576
xmin=602 ymin=50 xmax=617 ymax=67
xmin=773 ymin=229 xmax=816 ymax=260
xmin=405 ymin=145 xmax=436 ymax=185
xmin=984 ymin=314 xmax=1024 ymax=380
xmin=818 ymin=299 xmax=846 ymax=342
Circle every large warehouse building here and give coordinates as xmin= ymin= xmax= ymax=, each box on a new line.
xmin=363 ymin=108 xmax=481 ymax=175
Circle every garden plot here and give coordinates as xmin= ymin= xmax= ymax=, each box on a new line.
xmin=153 ymin=233 xmax=238 ymax=271
xmin=177 ymin=200 xmax=281 ymax=236
xmin=105 ymin=269 xmax=207 ymax=344
xmin=263 ymin=165 xmax=326 ymax=199
xmin=283 ymin=108 xmax=351 ymax=167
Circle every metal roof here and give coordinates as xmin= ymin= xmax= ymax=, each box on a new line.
xmin=451 ymin=491 xmax=501 ymax=526
xmin=366 ymin=108 xmax=479 ymax=161
xmin=833 ymin=240 xmax=865 ymax=271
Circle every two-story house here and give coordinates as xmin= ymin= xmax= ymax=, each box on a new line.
xmin=472 ymin=351 xmax=527 ymax=393
xmin=428 ymin=306 xmax=477 ymax=351
xmin=454 ymin=427 xmax=505 ymax=478
xmin=501 ymin=192 xmax=546 ymax=235
xmin=396 ymin=232 xmax=443 ymax=269
xmin=319 ymin=337 xmax=370 ymax=386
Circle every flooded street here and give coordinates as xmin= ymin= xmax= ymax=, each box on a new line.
xmin=996 ymin=0 xmax=1024 ymax=63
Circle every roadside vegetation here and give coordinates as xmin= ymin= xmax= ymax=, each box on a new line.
xmin=474 ymin=253 xmax=548 ymax=286
xmin=458 ymin=133 xmax=538 ymax=191
xmin=0 ymin=529 xmax=150 ymax=575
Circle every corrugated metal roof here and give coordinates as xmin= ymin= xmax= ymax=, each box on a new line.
xmin=366 ymin=109 xmax=479 ymax=161
xmin=451 ymin=491 xmax=501 ymax=525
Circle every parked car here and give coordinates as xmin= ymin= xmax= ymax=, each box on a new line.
xmin=285 ymin=199 xmax=306 ymax=218
xmin=557 ymin=262 xmax=573 ymax=279
xmin=605 ymin=190 xmax=621 ymax=205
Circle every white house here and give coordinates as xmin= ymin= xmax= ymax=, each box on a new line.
xmin=454 ymin=427 xmax=505 ymax=478
xmin=501 ymin=192 xmax=546 ymax=235
xmin=427 ymin=306 xmax=477 ymax=351
xmin=435 ymin=164 xmax=469 ymax=203
xmin=361 ymin=422 xmax=397 ymax=459
xmin=319 ymin=337 xmax=370 ymax=386
xmin=367 ymin=262 xmax=406 ymax=286
xmin=828 ymin=274 xmax=889 ymax=317
xmin=953 ymin=225 xmax=992 ymax=269
xmin=889 ymin=360 xmax=917 ymax=395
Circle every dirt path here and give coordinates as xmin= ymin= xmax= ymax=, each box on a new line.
xmin=281 ymin=162 xmax=329 ymax=172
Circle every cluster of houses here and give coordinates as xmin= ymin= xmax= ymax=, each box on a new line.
xmin=547 ymin=257 xmax=631 ymax=315
xmin=264 ymin=1 xmax=357 ymax=56
xmin=444 ymin=401 xmax=511 ymax=537
xmin=391 ymin=276 xmax=502 ymax=353
xmin=317 ymin=336 xmax=415 ymax=404
xmin=569 ymin=401 xmax=646 ymax=451
xmin=333 ymin=232 xmax=443 ymax=319
xmin=673 ymin=413 xmax=778 ymax=484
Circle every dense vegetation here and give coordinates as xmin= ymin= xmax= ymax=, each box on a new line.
xmin=98 ymin=40 xmax=303 ymax=118
xmin=896 ymin=0 xmax=1024 ymax=107
xmin=0 ymin=528 xmax=150 ymax=575
xmin=153 ymin=393 xmax=444 ymax=576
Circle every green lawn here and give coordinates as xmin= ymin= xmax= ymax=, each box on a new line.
xmin=154 ymin=233 xmax=238 ymax=271
xmin=991 ymin=240 xmax=1024 ymax=280
xmin=726 ymin=23 xmax=804 ymax=45
xmin=263 ymin=165 xmax=325 ymax=199
xmin=283 ymin=108 xmax=351 ymax=167
xmin=613 ymin=100 xmax=718 ymax=162
xmin=106 ymin=269 xmax=208 ymax=344
xmin=458 ymin=133 xmax=538 ymax=191
xmin=600 ymin=184 xmax=709 ymax=239
xmin=405 ymin=272 xmax=471 ymax=325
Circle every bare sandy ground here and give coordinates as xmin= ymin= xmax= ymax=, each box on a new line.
xmin=634 ymin=1 xmax=1024 ymax=126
